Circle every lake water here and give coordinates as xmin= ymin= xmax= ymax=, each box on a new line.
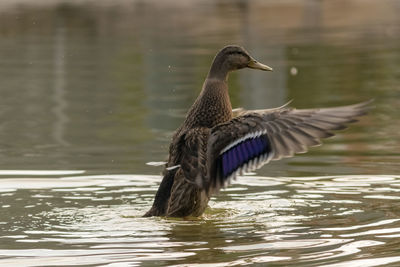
xmin=0 ymin=0 xmax=400 ymax=266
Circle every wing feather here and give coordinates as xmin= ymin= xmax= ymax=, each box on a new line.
xmin=205 ymin=100 xmax=372 ymax=193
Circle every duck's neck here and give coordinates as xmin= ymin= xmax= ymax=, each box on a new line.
xmin=207 ymin=55 xmax=230 ymax=81
xmin=181 ymin=55 xmax=233 ymax=129
xmin=183 ymin=78 xmax=232 ymax=129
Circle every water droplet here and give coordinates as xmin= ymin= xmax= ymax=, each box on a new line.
xmin=290 ymin=66 xmax=298 ymax=76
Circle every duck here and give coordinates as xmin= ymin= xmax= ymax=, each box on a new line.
xmin=143 ymin=45 xmax=371 ymax=217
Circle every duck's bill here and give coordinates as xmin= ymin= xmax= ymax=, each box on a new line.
xmin=247 ymin=60 xmax=273 ymax=71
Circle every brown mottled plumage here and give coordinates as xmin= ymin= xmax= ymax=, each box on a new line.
xmin=144 ymin=45 xmax=372 ymax=218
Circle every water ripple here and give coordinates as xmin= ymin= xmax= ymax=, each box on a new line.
xmin=1 ymin=173 xmax=400 ymax=266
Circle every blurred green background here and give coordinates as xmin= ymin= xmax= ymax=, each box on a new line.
xmin=0 ymin=0 xmax=399 ymax=176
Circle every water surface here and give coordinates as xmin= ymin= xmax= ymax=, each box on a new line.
xmin=0 ymin=0 xmax=399 ymax=266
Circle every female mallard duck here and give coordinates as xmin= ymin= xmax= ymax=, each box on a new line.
xmin=144 ymin=45 xmax=371 ymax=217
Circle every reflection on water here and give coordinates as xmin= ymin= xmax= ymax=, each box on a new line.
xmin=0 ymin=0 xmax=399 ymax=266
xmin=2 ymin=173 xmax=400 ymax=266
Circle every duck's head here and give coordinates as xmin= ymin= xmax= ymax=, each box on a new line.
xmin=208 ymin=45 xmax=273 ymax=79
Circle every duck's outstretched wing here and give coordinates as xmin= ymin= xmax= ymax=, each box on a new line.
xmin=232 ymin=100 xmax=293 ymax=117
xmin=206 ymin=100 xmax=373 ymax=193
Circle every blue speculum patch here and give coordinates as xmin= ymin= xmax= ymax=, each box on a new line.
xmin=220 ymin=135 xmax=271 ymax=179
